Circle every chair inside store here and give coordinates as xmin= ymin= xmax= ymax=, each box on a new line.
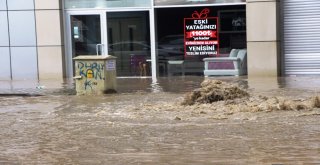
xmin=203 ymin=49 xmax=247 ymax=76
xmin=130 ymin=54 xmax=148 ymax=76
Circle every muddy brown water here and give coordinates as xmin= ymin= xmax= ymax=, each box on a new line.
xmin=0 ymin=76 xmax=319 ymax=164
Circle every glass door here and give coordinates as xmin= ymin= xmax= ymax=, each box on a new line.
xmin=65 ymin=11 xmax=106 ymax=78
xmin=65 ymin=10 xmax=153 ymax=78
xmin=107 ymin=11 xmax=150 ymax=77
xmin=71 ymin=15 xmax=102 ymax=56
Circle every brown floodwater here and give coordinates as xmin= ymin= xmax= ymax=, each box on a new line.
xmin=0 ymin=76 xmax=319 ymax=164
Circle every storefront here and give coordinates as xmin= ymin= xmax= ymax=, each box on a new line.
xmin=2 ymin=0 xmax=320 ymax=81
xmin=64 ymin=0 xmax=246 ymax=78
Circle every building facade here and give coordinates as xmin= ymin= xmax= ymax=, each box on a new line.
xmin=0 ymin=0 xmax=319 ymax=80
xmin=0 ymin=0 xmax=64 ymax=80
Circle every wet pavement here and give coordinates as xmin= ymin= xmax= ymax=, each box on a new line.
xmin=0 ymin=76 xmax=319 ymax=164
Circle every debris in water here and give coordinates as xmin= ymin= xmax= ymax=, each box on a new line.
xmin=311 ymin=96 xmax=320 ymax=108
xmin=36 ymin=85 xmax=46 ymax=89
xmin=181 ymin=80 xmax=249 ymax=105
xmin=180 ymin=79 xmax=320 ymax=114
xmin=174 ymin=116 xmax=182 ymax=121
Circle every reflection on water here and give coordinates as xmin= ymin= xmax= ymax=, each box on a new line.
xmin=0 ymin=76 xmax=320 ymax=164
xmin=150 ymin=82 xmax=163 ymax=93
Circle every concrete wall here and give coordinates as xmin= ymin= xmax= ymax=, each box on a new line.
xmin=246 ymin=0 xmax=280 ymax=77
xmin=35 ymin=0 xmax=64 ymax=80
xmin=0 ymin=0 xmax=64 ymax=80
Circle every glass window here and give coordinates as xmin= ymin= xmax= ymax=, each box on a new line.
xmin=156 ymin=6 xmax=246 ymax=76
xmin=107 ymin=11 xmax=150 ymax=76
xmin=0 ymin=0 xmax=7 ymax=10
xmin=71 ymin=15 xmax=101 ymax=56
xmin=65 ymin=0 xmax=151 ymax=9
xmin=154 ymin=0 xmax=245 ymax=6
xmin=0 ymin=11 xmax=9 ymax=46
xmin=219 ymin=10 xmax=246 ymax=32
xmin=8 ymin=11 xmax=36 ymax=46
xmin=7 ymin=0 xmax=34 ymax=10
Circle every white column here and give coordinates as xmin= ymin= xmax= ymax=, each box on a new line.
xmin=149 ymin=8 xmax=158 ymax=82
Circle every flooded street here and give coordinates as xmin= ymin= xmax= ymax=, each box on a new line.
xmin=0 ymin=76 xmax=319 ymax=164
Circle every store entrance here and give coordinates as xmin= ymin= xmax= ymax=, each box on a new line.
xmin=66 ymin=11 xmax=151 ymax=78
xmin=67 ymin=12 xmax=106 ymax=78
xmin=107 ymin=11 xmax=150 ymax=77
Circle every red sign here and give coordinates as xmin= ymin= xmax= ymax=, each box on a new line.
xmin=184 ymin=8 xmax=219 ymax=56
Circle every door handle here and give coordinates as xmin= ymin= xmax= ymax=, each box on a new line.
xmin=96 ymin=44 xmax=104 ymax=56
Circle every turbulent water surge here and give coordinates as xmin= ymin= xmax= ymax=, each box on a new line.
xmin=0 ymin=76 xmax=319 ymax=164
